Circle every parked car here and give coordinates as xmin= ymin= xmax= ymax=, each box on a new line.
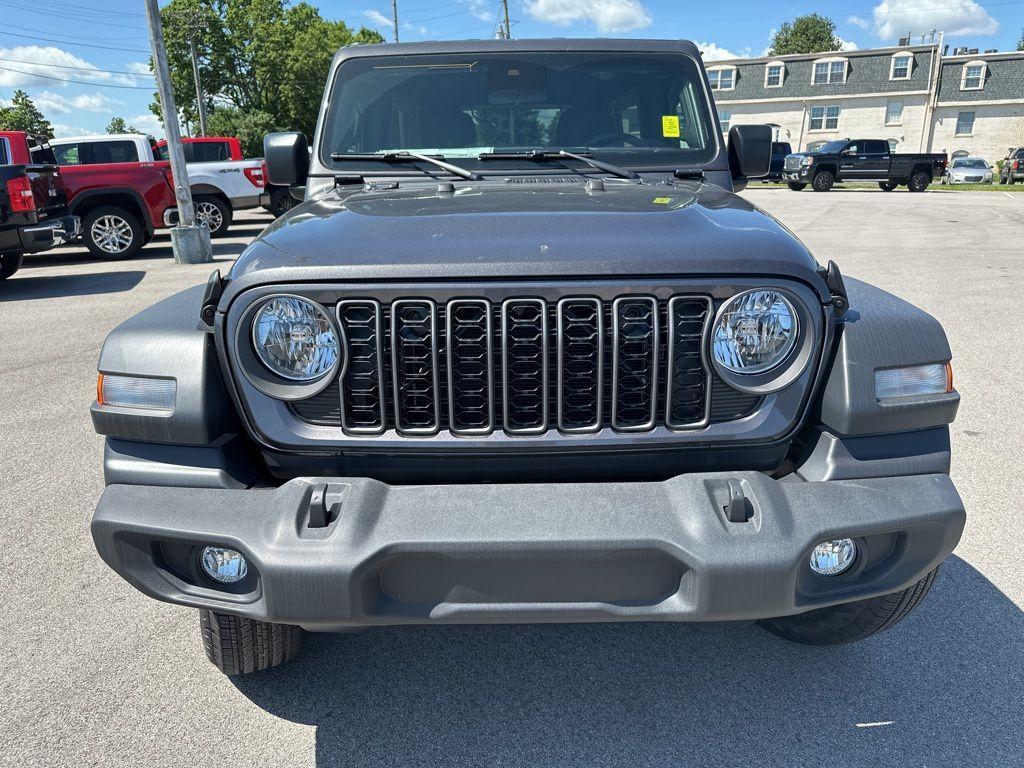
xmin=998 ymin=147 xmax=1023 ymax=184
xmin=941 ymin=156 xmax=993 ymax=184
xmin=0 ymin=131 xmax=79 ymax=279
xmin=49 ymin=134 xmax=265 ymax=237
xmin=90 ymin=39 xmax=964 ymax=676
xmin=783 ymin=139 xmax=947 ymax=191
xmin=32 ymin=142 xmax=177 ymax=259
xmin=764 ymin=141 xmax=792 ymax=181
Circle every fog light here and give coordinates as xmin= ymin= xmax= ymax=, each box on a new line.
xmin=809 ymin=538 xmax=857 ymax=576
xmin=200 ymin=547 xmax=248 ymax=584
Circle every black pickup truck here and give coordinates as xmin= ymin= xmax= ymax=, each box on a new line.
xmin=1 ymin=131 xmax=79 ymax=279
xmin=783 ymin=139 xmax=948 ymax=192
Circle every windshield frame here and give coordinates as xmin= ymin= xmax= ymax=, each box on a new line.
xmin=316 ymin=48 xmax=722 ymax=177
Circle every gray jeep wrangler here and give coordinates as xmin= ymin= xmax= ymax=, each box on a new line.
xmin=91 ymin=39 xmax=965 ymax=675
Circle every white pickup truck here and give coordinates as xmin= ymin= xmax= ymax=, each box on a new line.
xmin=48 ymin=134 xmax=265 ymax=237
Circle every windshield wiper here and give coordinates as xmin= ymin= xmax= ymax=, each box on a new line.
xmin=478 ymin=149 xmax=639 ymax=180
xmin=331 ymin=151 xmax=480 ymax=180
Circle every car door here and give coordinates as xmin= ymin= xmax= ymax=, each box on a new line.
xmin=838 ymin=141 xmax=865 ymax=178
xmin=860 ymin=140 xmax=891 ymax=178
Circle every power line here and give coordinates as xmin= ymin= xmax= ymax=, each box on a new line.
xmin=0 ymin=56 xmax=153 ymax=77
xmin=0 ymin=30 xmax=151 ymax=54
xmin=0 ymin=1 xmax=148 ymax=31
xmin=0 ymin=64 xmax=154 ymax=89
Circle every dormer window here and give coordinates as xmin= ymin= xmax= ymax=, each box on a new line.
xmin=707 ymin=65 xmax=736 ymax=91
xmin=812 ymin=57 xmax=848 ymax=85
xmin=764 ymin=61 xmax=785 ymax=88
xmin=890 ymin=52 xmax=913 ymax=80
xmin=960 ymin=61 xmax=986 ymax=90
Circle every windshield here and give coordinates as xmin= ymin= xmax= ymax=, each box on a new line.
xmin=816 ymin=140 xmax=849 ymax=154
xmin=321 ymin=52 xmax=717 ymax=172
xmin=952 ymin=158 xmax=987 ymax=168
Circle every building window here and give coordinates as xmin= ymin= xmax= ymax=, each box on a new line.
xmin=960 ymin=61 xmax=986 ymax=90
xmin=890 ymin=53 xmax=913 ymax=80
xmin=955 ymin=111 xmax=975 ymax=136
xmin=809 ymin=105 xmax=841 ymax=131
xmin=764 ymin=61 xmax=784 ymax=88
xmin=718 ymin=109 xmax=731 ymax=133
xmin=885 ymin=100 xmax=904 ymax=126
xmin=708 ymin=66 xmax=736 ymax=91
xmin=812 ymin=58 xmax=848 ymax=85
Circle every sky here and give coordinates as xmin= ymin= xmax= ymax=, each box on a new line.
xmin=1 ymin=0 xmax=1021 ymax=138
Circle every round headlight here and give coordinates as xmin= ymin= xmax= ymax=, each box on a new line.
xmin=252 ymin=296 xmax=339 ymax=381
xmin=712 ymin=290 xmax=797 ymax=374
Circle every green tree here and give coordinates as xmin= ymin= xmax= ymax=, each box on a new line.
xmin=155 ymin=0 xmax=382 ymax=144
xmin=207 ymin=107 xmax=279 ymax=157
xmin=769 ymin=14 xmax=842 ymax=55
xmin=1017 ymin=27 xmax=1023 ymax=51
xmin=0 ymin=89 xmax=54 ymax=137
xmin=106 ymin=116 xmax=141 ymax=134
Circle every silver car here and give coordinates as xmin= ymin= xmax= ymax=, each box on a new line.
xmin=942 ymin=156 xmax=993 ymax=184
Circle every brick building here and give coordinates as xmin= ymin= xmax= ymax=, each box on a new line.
xmin=709 ymin=42 xmax=1024 ymax=165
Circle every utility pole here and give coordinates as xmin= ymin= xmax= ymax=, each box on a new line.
xmin=189 ymin=36 xmax=208 ymax=137
xmin=143 ymin=0 xmax=211 ymax=264
xmin=501 ymin=0 xmax=511 ymax=39
xmin=392 ymin=0 xmax=399 ymax=43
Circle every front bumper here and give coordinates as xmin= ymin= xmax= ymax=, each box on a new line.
xmin=15 ymin=214 xmax=80 ymax=253
xmin=783 ymin=168 xmax=811 ymax=181
xmin=92 ymin=472 xmax=965 ymax=631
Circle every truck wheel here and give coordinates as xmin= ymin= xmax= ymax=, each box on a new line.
xmin=194 ymin=195 xmax=233 ymax=238
xmin=0 ymin=252 xmax=24 ymax=280
xmin=878 ymin=181 xmax=898 ymax=191
xmin=83 ymin=206 xmax=144 ymax=260
xmin=757 ymin=567 xmax=939 ymax=646
xmin=786 ymin=182 xmax=806 ymax=191
xmin=907 ymin=171 xmax=931 ymax=192
xmin=200 ymin=609 xmax=303 ymax=675
xmin=812 ymin=170 xmax=834 ymax=192
xmin=268 ymin=187 xmax=297 ymax=217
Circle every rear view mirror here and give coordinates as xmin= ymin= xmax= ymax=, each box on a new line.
xmin=264 ymin=132 xmax=310 ymax=186
xmin=727 ymin=125 xmax=771 ymax=180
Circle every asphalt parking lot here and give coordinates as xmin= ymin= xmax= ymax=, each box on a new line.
xmin=2 ymin=189 xmax=1023 ymax=766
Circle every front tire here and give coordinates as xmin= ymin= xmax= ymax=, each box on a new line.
xmin=787 ymin=182 xmax=807 ymax=191
xmin=878 ymin=180 xmax=898 ymax=191
xmin=812 ymin=169 xmax=835 ymax=192
xmin=200 ymin=609 xmax=303 ymax=675
xmin=193 ymin=195 xmax=233 ymax=238
xmin=758 ymin=567 xmax=939 ymax=646
xmin=82 ymin=206 xmax=144 ymax=260
xmin=0 ymin=251 xmax=24 ymax=280
xmin=267 ymin=186 xmax=297 ymax=217
xmin=908 ymin=170 xmax=932 ymax=192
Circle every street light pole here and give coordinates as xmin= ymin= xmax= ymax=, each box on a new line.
xmin=501 ymin=0 xmax=511 ymax=39
xmin=392 ymin=0 xmax=399 ymax=43
xmin=143 ymin=0 xmax=211 ymax=263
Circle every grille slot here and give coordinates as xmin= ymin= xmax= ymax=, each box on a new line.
xmin=557 ymin=298 xmax=604 ymax=433
xmin=391 ymin=300 xmax=440 ymax=434
xmin=291 ymin=293 xmax=752 ymax=436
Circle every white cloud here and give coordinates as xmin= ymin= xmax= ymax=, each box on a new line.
xmin=872 ymin=0 xmax=998 ymax=40
xmin=524 ymin=0 xmax=652 ymax=33
xmin=467 ymin=0 xmax=495 ymax=22
xmin=126 ymin=62 xmax=151 ymax=75
xmin=838 ymin=37 xmax=860 ymax=51
xmin=32 ymin=90 xmax=124 ymax=115
xmin=0 ymin=45 xmax=112 ymax=88
xmin=847 ymin=16 xmax=870 ymax=29
xmin=363 ymin=9 xmax=392 ymax=28
xmin=694 ymin=42 xmax=743 ymax=61
xmin=52 ymin=123 xmax=102 ymax=137
xmin=129 ymin=113 xmax=163 ymax=136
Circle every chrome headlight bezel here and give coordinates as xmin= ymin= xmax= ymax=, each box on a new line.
xmin=709 ymin=288 xmax=815 ymax=395
xmin=234 ymin=293 xmax=346 ymax=401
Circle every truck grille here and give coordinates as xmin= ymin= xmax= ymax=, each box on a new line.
xmin=783 ymin=156 xmax=801 ymax=171
xmin=292 ymin=295 xmax=762 ymax=437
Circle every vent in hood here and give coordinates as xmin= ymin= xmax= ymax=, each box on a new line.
xmin=504 ymin=176 xmax=585 ymax=184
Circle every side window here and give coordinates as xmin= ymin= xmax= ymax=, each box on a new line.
xmin=866 ymin=140 xmax=888 ymax=155
xmin=0 ymin=138 xmax=8 ymax=164
xmin=190 ymin=142 xmax=231 ymax=162
xmin=157 ymin=144 xmax=170 ymax=161
xmin=86 ymin=140 xmax=140 ymax=164
xmin=845 ymin=142 xmax=860 ymax=154
xmin=54 ymin=144 xmax=81 ymax=165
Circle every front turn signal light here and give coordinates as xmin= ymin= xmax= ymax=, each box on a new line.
xmin=96 ymin=373 xmax=176 ymax=411
xmin=874 ymin=363 xmax=954 ymax=401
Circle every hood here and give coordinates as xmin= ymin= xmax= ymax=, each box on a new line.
xmin=228 ymin=178 xmax=827 ymax=299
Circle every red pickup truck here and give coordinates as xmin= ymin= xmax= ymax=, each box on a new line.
xmin=1 ymin=131 xmax=79 ymax=279
xmin=31 ymin=141 xmax=177 ymax=259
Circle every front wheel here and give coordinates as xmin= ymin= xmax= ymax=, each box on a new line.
xmin=787 ymin=182 xmax=807 ymax=191
xmin=812 ymin=170 xmax=835 ymax=192
xmin=908 ymin=170 xmax=932 ymax=192
xmin=758 ymin=567 xmax=939 ymax=645
xmin=193 ymin=195 xmax=233 ymax=238
xmin=200 ymin=609 xmax=303 ymax=675
xmin=878 ymin=180 xmax=898 ymax=191
xmin=0 ymin=252 xmax=24 ymax=280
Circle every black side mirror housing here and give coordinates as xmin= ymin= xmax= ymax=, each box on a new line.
xmin=264 ymin=132 xmax=310 ymax=186
xmin=727 ymin=125 xmax=771 ymax=184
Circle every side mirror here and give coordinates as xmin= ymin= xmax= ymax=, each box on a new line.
xmin=264 ymin=132 xmax=309 ymax=186
xmin=727 ymin=124 xmax=771 ymax=180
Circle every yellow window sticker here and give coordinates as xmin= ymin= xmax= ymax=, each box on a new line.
xmin=662 ymin=115 xmax=680 ymax=138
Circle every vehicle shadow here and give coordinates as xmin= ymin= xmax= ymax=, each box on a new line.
xmin=232 ymin=555 xmax=1023 ymax=766
xmin=0 ymin=269 xmax=146 ymax=302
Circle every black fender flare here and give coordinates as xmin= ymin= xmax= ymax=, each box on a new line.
xmin=69 ymin=187 xmax=154 ymax=236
